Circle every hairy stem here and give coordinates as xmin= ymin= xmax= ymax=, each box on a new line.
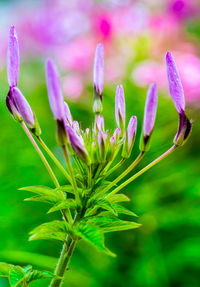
xmin=108 ymin=145 xmax=177 ymax=197
xmin=37 ymin=137 xmax=72 ymax=184
xmin=49 ymin=238 xmax=77 ymax=287
xmin=62 ymin=146 xmax=81 ymax=205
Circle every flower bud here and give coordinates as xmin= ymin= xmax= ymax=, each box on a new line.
xmin=122 ymin=116 xmax=137 ymax=158
xmin=97 ymin=130 xmax=106 ymax=162
xmin=46 ymin=59 xmax=65 ymax=121
xmin=113 ymin=128 xmax=121 ymax=142
xmin=166 ymin=52 xmax=185 ymax=114
xmin=7 ymin=26 xmax=19 ymax=88
xmin=115 ymin=85 xmax=125 ymax=134
xmin=6 ymin=91 xmax=23 ymax=122
xmin=174 ymin=112 xmax=192 ymax=146
xmin=64 ymin=102 xmax=72 ymax=125
xmin=94 ymin=114 xmax=105 ymax=132
xmin=66 ymin=125 xmax=90 ymax=164
xmin=93 ymin=43 xmax=104 ymax=113
xmin=72 ymin=120 xmax=80 ymax=134
xmin=139 ymin=83 xmax=158 ymax=152
xmin=106 ymin=136 xmax=116 ymax=161
xmin=166 ymin=52 xmax=192 ymax=146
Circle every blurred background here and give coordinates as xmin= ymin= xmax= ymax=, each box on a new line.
xmin=0 ymin=0 xmax=200 ymax=286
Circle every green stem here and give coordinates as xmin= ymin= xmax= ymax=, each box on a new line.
xmin=62 ymin=146 xmax=81 ymax=205
xmin=99 ymin=152 xmax=145 ymax=196
xmin=108 ymin=145 xmax=177 ymax=197
xmin=21 ymin=122 xmax=59 ymax=188
xmin=49 ymin=238 xmax=77 ymax=287
xmin=37 ymin=137 xmax=72 ymax=184
xmin=105 ymin=158 xmax=126 ymax=178
xmin=21 ymin=123 xmax=72 ymax=224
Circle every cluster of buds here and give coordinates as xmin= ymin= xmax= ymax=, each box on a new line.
xmin=6 ymin=26 xmax=192 ymax=184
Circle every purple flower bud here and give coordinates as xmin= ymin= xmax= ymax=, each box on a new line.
xmin=7 ymin=26 xmax=19 ymax=87
xmin=166 ymin=52 xmax=185 ymax=114
xmin=97 ymin=130 xmax=106 ymax=162
xmin=174 ymin=113 xmax=192 ymax=146
xmin=140 ymin=83 xmax=158 ymax=152
xmin=64 ymin=102 xmax=72 ymax=125
xmin=6 ymin=91 xmax=22 ymax=122
xmin=143 ymin=83 xmax=158 ymax=136
xmin=72 ymin=120 xmax=80 ymax=134
xmin=113 ymin=128 xmax=121 ymax=142
xmin=93 ymin=43 xmax=104 ymax=113
xmin=11 ymin=87 xmax=35 ymax=128
xmin=94 ymin=114 xmax=105 ymax=132
xmin=66 ymin=125 xmax=90 ymax=164
xmin=122 ymin=116 xmax=137 ymax=158
xmin=46 ymin=59 xmax=65 ymax=121
xmin=115 ymin=85 xmax=125 ymax=132
xmin=93 ymin=43 xmax=104 ymax=97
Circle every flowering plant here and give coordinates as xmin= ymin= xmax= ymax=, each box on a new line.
xmin=1 ymin=26 xmax=192 ymax=287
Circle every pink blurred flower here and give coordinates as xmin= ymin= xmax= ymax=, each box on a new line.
xmin=63 ymin=74 xmax=84 ymax=100
xmin=132 ymin=52 xmax=200 ymax=103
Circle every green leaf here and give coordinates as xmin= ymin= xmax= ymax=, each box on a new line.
xmin=47 ymin=199 xmax=77 ymax=214
xmin=20 ymin=185 xmax=63 ymax=205
xmin=89 ymin=199 xmax=118 ymax=216
xmin=113 ymin=204 xmax=138 ymax=217
xmin=29 ymin=220 xmax=72 ymax=242
xmin=107 ymin=194 xmax=130 ymax=203
xmin=9 ymin=266 xmax=25 ymax=287
xmin=75 ymin=222 xmax=116 ymax=257
xmin=87 ymin=216 xmax=141 ymax=233
xmin=54 ymin=185 xmax=79 ymax=195
xmin=0 ymin=262 xmax=13 ymax=277
xmin=25 ymin=270 xmax=57 ymax=284
xmin=23 ymin=265 xmax=32 ymax=274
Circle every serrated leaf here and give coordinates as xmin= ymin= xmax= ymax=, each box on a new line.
xmin=47 ymin=199 xmax=77 ymax=214
xmin=113 ymin=204 xmax=138 ymax=217
xmin=87 ymin=216 xmax=141 ymax=233
xmin=9 ymin=266 xmax=25 ymax=287
xmin=24 ymin=195 xmax=61 ymax=205
xmin=21 ymin=185 xmax=63 ymax=205
xmin=74 ymin=223 xmax=116 ymax=257
xmin=25 ymin=270 xmax=57 ymax=283
xmin=29 ymin=220 xmax=72 ymax=242
xmin=87 ymin=198 xmax=117 ymax=216
xmin=0 ymin=262 xmax=13 ymax=277
xmin=107 ymin=194 xmax=130 ymax=203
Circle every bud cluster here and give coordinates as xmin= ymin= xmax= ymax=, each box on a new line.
xmin=5 ymin=26 xmax=192 ymax=186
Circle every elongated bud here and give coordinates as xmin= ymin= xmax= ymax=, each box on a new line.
xmin=107 ymin=136 xmax=116 ymax=161
xmin=93 ymin=43 xmax=104 ymax=113
xmin=66 ymin=125 xmax=90 ymax=164
xmin=115 ymin=85 xmax=125 ymax=134
xmin=97 ymin=131 xmax=106 ymax=162
xmin=166 ymin=52 xmax=185 ymax=114
xmin=94 ymin=114 xmax=105 ymax=132
xmin=46 ymin=59 xmax=65 ymax=121
xmin=139 ymin=83 xmax=158 ymax=152
xmin=7 ymin=26 xmax=19 ymax=87
xmin=166 ymin=52 xmax=192 ymax=146
xmin=72 ymin=120 xmax=80 ymax=134
xmin=122 ymin=116 xmax=137 ymax=158
xmin=113 ymin=128 xmax=121 ymax=142
xmin=6 ymin=91 xmax=23 ymax=122
xmin=64 ymin=102 xmax=72 ymax=125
